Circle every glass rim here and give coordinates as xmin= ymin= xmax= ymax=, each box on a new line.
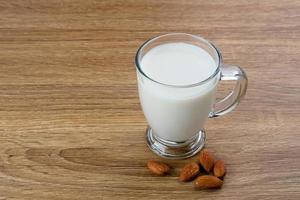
xmin=135 ymin=33 xmax=222 ymax=88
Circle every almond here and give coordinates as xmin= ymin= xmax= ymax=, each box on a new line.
xmin=194 ymin=175 xmax=223 ymax=189
xmin=199 ymin=149 xmax=215 ymax=172
xmin=213 ymin=160 xmax=226 ymax=178
xmin=147 ymin=160 xmax=170 ymax=176
xmin=179 ymin=162 xmax=200 ymax=182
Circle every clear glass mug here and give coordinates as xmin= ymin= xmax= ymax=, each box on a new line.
xmin=135 ymin=33 xmax=247 ymax=159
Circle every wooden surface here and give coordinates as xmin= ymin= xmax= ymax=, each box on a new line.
xmin=0 ymin=0 xmax=299 ymax=199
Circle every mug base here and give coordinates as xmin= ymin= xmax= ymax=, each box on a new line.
xmin=145 ymin=127 xmax=206 ymax=159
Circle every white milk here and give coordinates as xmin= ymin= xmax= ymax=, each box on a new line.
xmin=138 ymin=42 xmax=219 ymax=142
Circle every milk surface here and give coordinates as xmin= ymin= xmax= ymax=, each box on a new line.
xmin=138 ymin=42 xmax=219 ymax=142
xmin=141 ymin=42 xmax=216 ymax=86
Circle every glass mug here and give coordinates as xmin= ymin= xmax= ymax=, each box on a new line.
xmin=135 ymin=33 xmax=247 ymax=159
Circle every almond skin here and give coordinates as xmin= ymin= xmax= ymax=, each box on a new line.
xmin=147 ymin=160 xmax=170 ymax=176
xmin=179 ymin=162 xmax=200 ymax=182
xmin=214 ymin=160 xmax=226 ymax=178
xmin=195 ymin=175 xmax=223 ymax=189
xmin=199 ymin=149 xmax=215 ymax=172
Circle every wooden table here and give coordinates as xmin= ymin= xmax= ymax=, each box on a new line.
xmin=0 ymin=1 xmax=299 ymax=199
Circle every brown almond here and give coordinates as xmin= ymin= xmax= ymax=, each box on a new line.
xmin=179 ymin=162 xmax=200 ymax=182
xmin=213 ymin=160 xmax=226 ymax=178
xmin=195 ymin=175 xmax=223 ymax=189
xmin=199 ymin=149 xmax=215 ymax=172
xmin=147 ymin=160 xmax=170 ymax=176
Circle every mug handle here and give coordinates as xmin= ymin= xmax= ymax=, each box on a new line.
xmin=209 ymin=65 xmax=248 ymax=118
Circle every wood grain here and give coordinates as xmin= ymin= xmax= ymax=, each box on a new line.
xmin=0 ymin=0 xmax=299 ymax=199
